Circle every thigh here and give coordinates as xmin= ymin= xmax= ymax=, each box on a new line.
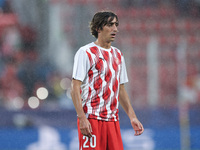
xmin=77 ymin=118 xmax=107 ymax=150
xmin=107 ymin=121 xmax=124 ymax=150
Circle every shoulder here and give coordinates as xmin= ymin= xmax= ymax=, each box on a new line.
xmin=75 ymin=43 xmax=92 ymax=55
xmin=111 ymin=46 xmax=123 ymax=56
xmin=80 ymin=42 xmax=96 ymax=51
xmin=74 ymin=42 xmax=98 ymax=62
xmin=76 ymin=42 xmax=96 ymax=54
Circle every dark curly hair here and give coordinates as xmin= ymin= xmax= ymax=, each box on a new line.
xmin=89 ymin=11 xmax=119 ymax=39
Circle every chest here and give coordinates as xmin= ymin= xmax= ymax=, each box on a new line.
xmin=91 ymin=50 xmax=122 ymax=76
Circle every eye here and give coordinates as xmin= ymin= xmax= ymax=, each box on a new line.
xmin=108 ymin=23 xmax=114 ymax=27
xmin=107 ymin=22 xmax=118 ymax=27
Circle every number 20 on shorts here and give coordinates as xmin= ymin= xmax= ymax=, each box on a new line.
xmin=83 ymin=135 xmax=96 ymax=148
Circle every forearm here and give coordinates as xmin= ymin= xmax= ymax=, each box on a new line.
xmin=119 ymin=84 xmax=144 ymax=135
xmin=71 ymin=79 xmax=93 ymax=137
xmin=70 ymin=79 xmax=86 ymax=119
xmin=119 ymin=84 xmax=137 ymax=119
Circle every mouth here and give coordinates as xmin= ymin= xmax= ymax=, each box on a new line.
xmin=111 ymin=33 xmax=116 ymax=38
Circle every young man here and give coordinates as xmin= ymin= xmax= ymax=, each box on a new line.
xmin=71 ymin=11 xmax=144 ymax=150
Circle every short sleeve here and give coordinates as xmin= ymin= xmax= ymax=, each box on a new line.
xmin=72 ymin=49 xmax=90 ymax=82
xmin=120 ymin=56 xmax=129 ymax=84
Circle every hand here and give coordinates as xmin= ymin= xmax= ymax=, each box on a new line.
xmin=130 ymin=118 xmax=144 ymax=136
xmin=79 ymin=117 xmax=93 ymax=138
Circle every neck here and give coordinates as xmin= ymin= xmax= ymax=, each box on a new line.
xmin=95 ymin=39 xmax=111 ymax=49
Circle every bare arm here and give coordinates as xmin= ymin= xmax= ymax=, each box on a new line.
xmin=119 ymin=84 xmax=144 ymax=136
xmin=70 ymin=79 xmax=92 ymax=137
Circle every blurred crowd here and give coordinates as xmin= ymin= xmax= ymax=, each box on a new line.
xmin=121 ymin=0 xmax=200 ymax=17
xmin=0 ymin=0 xmax=72 ymax=110
xmin=0 ymin=0 xmax=200 ymax=111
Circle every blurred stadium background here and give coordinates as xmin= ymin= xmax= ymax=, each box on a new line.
xmin=0 ymin=0 xmax=200 ymax=149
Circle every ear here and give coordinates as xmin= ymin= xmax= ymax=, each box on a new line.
xmin=96 ymin=27 xmax=103 ymax=33
xmin=96 ymin=28 xmax=100 ymax=33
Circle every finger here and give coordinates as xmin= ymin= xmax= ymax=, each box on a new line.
xmin=135 ymin=122 xmax=143 ymax=131
xmin=134 ymin=131 xmax=137 ymax=136
xmin=139 ymin=123 xmax=144 ymax=130
xmin=138 ymin=130 xmax=143 ymax=135
xmin=135 ymin=130 xmax=142 ymax=136
xmin=134 ymin=125 xmax=143 ymax=135
xmin=141 ymin=126 xmax=144 ymax=132
xmin=139 ymin=124 xmax=144 ymax=133
xmin=83 ymin=127 xmax=92 ymax=138
xmin=134 ymin=130 xmax=139 ymax=136
xmin=88 ymin=132 xmax=92 ymax=138
xmin=87 ymin=127 xmax=93 ymax=138
xmin=81 ymin=129 xmax=87 ymax=136
xmin=135 ymin=128 xmax=144 ymax=136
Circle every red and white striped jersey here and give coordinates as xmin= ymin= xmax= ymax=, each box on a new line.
xmin=72 ymin=42 xmax=128 ymax=121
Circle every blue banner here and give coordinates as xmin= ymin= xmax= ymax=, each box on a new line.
xmin=0 ymin=126 xmax=199 ymax=150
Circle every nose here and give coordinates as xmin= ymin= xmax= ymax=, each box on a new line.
xmin=113 ymin=24 xmax=118 ymax=32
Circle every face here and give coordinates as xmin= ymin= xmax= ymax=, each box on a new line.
xmin=98 ymin=17 xmax=119 ymax=43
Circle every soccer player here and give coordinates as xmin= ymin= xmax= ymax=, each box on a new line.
xmin=71 ymin=11 xmax=144 ymax=150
